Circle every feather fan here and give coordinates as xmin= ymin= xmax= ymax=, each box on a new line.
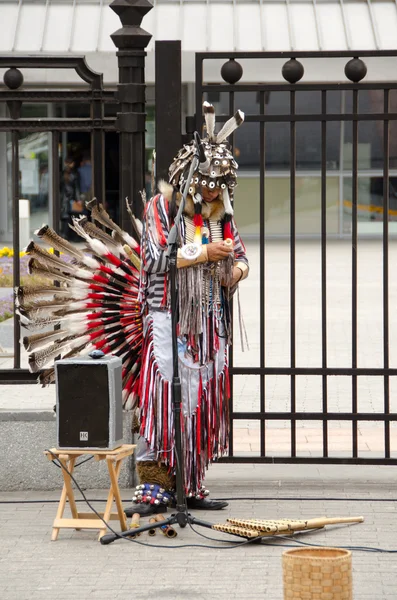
xmin=17 ymin=198 xmax=144 ymax=410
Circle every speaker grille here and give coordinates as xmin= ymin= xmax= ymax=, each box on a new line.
xmin=57 ymin=363 xmax=110 ymax=448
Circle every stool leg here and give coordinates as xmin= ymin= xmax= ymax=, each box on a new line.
xmin=98 ymin=461 xmax=120 ymax=540
xmin=97 ymin=459 xmax=127 ymax=540
xmin=51 ymin=456 xmax=77 ymax=541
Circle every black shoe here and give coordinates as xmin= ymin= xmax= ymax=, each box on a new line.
xmin=184 ymin=498 xmax=228 ymax=510
xmin=124 ymin=503 xmax=168 ymax=518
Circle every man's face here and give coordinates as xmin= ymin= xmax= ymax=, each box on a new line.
xmin=201 ymin=186 xmax=221 ymax=202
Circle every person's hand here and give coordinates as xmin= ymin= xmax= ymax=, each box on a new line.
xmin=206 ymin=241 xmax=234 ymax=262
xmin=221 ymin=266 xmax=243 ymax=287
xmin=230 ymin=266 xmax=243 ymax=286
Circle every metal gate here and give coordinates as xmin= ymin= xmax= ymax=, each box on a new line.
xmin=195 ymin=50 xmax=397 ymax=465
xmin=0 ymin=56 xmax=115 ymax=381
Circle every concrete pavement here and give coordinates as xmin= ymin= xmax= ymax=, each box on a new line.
xmin=1 ymin=239 xmax=397 ymax=597
xmin=1 ymin=463 xmax=396 ymax=600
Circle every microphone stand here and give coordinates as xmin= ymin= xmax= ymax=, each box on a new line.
xmin=101 ymin=138 xmax=216 ymax=545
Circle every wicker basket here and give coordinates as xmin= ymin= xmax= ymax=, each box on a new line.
xmin=282 ymin=547 xmax=352 ymax=600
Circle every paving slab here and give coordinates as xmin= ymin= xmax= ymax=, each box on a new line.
xmin=0 ymin=463 xmax=396 ymax=600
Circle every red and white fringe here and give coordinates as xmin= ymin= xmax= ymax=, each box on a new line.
xmin=139 ymin=317 xmax=230 ymax=495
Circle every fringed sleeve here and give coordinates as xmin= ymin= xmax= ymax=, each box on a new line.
xmin=231 ymin=217 xmax=249 ymax=269
xmin=141 ymin=194 xmax=170 ymax=274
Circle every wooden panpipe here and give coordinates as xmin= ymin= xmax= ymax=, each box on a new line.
xmin=212 ymin=516 xmax=364 ymax=539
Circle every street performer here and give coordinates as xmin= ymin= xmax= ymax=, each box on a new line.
xmin=18 ymin=102 xmax=248 ymax=516
xmin=126 ymin=102 xmax=249 ymax=516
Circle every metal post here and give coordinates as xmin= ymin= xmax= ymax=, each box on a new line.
xmin=110 ymin=0 xmax=153 ymax=229
xmin=155 ymin=41 xmax=182 ymax=182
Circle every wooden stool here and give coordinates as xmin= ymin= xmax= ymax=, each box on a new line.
xmin=44 ymin=444 xmax=135 ymax=541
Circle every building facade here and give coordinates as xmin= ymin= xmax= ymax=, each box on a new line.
xmin=1 ymin=0 xmax=397 ymax=241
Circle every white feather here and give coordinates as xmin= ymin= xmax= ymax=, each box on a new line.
xmin=122 ymin=232 xmax=139 ymax=249
xmin=203 ymin=101 xmax=216 ymax=141
xmin=69 ymin=279 xmax=89 ymax=289
xmin=216 ymin=110 xmax=245 ymax=144
xmin=133 ymin=217 xmax=143 ymax=236
xmin=82 ymin=254 xmax=100 ymax=269
xmin=222 ymin=188 xmax=234 ymax=216
xmin=87 ymin=238 xmax=108 ymax=257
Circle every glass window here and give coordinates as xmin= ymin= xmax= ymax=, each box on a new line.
xmin=234 ymin=122 xmax=260 ymax=170
xmin=266 ymin=176 xmax=339 ymax=235
xmin=343 ymin=120 xmax=383 ymax=170
xmin=342 ymin=176 xmax=397 ymax=234
xmin=234 ymin=176 xmax=339 ymax=236
xmin=265 ymin=123 xmax=290 ymax=171
xmin=234 ymin=91 xmax=259 ymax=116
xmin=14 ymin=132 xmax=51 ymax=236
xmin=296 ymin=91 xmax=321 ymax=115
xmin=233 ymin=175 xmax=260 ymax=236
xmin=266 ymin=91 xmax=290 ymax=115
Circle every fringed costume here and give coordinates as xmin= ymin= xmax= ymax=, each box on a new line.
xmin=131 ymin=102 xmax=249 ymax=514
xmin=136 ymin=183 xmax=248 ymax=498
xmin=17 ymin=101 xmax=249 ymax=515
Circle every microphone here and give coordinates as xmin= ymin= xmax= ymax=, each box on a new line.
xmin=194 ymin=131 xmax=210 ymax=173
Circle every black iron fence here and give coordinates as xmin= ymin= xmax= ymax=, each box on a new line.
xmin=2 ymin=40 xmax=397 ymax=466
xmin=0 ymin=1 xmax=151 ymax=382
xmin=0 ymin=57 xmax=115 ymax=378
xmin=195 ymin=50 xmax=397 ymax=464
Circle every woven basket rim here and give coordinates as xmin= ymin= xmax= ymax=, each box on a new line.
xmin=283 ymin=547 xmax=352 ymax=561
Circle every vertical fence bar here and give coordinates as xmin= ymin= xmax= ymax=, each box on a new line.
xmin=155 ymin=41 xmax=182 ymax=182
xmin=383 ymin=89 xmax=390 ymax=458
xmin=12 ymin=130 xmax=20 ymax=369
xmin=51 ymin=131 xmax=60 ymax=235
xmin=91 ymin=87 xmax=105 ymax=204
xmin=321 ymin=90 xmax=328 ymax=457
xmin=259 ymin=91 xmax=266 ymax=456
xmin=195 ymin=54 xmax=203 ymax=134
xmin=51 ymin=130 xmax=61 ymax=348
xmin=352 ymin=89 xmax=358 ymax=457
xmin=290 ymin=90 xmax=296 ymax=457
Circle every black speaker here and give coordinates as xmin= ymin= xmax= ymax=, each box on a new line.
xmin=55 ymin=355 xmax=123 ymax=450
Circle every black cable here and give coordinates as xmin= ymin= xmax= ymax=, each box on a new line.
xmin=43 ymin=449 xmax=259 ymax=550
xmin=6 ymin=456 xmax=397 ymax=554
xmin=50 ymin=455 xmax=94 ymax=469
xmin=1 ymin=494 xmax=395 ymax=505
xmin=265 ymin=535 xmax=397 ymax=554
xmin=214 ymin=496 xmax=397 ymax=502
xmin=7 ymin=451 xmax=397 ymax=553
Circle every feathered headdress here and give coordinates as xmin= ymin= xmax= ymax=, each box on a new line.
xmin=168 ymin=102 xmax=244 ymax=242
